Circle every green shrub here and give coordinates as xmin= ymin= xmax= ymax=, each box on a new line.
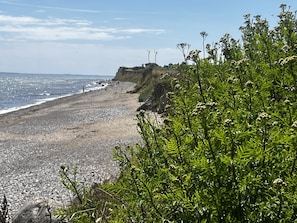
xmin=104 ymin=4 xmax=297 ymax=222
xmin=56 ymin=166 xmax=114 ymax=223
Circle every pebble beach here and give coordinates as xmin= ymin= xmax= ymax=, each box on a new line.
xmin=0 ymin=81 xmax=141 ymax=216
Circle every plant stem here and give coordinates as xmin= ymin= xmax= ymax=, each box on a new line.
xmin=290 ymin=144 xmax=297 ymax=176
xmin=196 ymin=63 xmax=206 ymax=103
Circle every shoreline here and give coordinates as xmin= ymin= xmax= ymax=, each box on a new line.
xmin=0 ymin=81 xmax=108 ymax=116
xmin=0 ymin=81 xmax=141 ymax=216
xmin=0 ymin=73 xmax=113 ymax=116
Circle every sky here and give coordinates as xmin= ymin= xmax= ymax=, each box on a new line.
xmin=0 ymin=1 xmax=296 ymax=76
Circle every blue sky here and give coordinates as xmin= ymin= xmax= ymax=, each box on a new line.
xmin=0 ymin=0 xmax=296 ymax=75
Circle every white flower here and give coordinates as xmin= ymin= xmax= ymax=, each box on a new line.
xmin=273 ymin=178 xmax=286 ymax=187
xmin=224 ymin=119 xmax=232 ymax=127
xmin=186 ymin=50 xmax=201 ymax=62
xmin=245 ymin=80 xmax=254 ymax=88
xmin=273 ymin=178 xmax=283 ymax=185
xmin=256 ymin=112 xmax=271 ymax=121
xmin=291 ymin=121 xmax=297 ymax=129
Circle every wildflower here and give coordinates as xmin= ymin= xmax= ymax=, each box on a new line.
xmin=291 ymin=121 xmax=297 ymax=129
xmin=280 ymin=3 xmax=287 ymax=9
xmin=256 ymin=112 xmax=271 ymax=121
xmin=175 ymin=84 xmax=181 ymax=89
xmin=273 ymin=178 xmax=283 ymax=185
xmin=195 ymin=102 xmax=206 ymax=112
xmin=227 ymin=76 xmax=238 ymax=84
xmin=224 ymin=119 xmax=233 ymax=127
xmin=192 ymin=102 xmax=207 ymax=116
xmin=273 ymin=178 xmax=287 ymax=187
xmin=245 ymin=80 xmax=254 ymax=88
xmin=284 ymin=99 xmax=292 ymax=106
xmin=206 ymin=101 xmax=217 ymax=108
xmin=284 ymin=99 xmax=290 ymax=104
xmin=254 ymin=15 xmax=261 ymax=20
xmin=278 ymin=58 xmax=285 ymax=65
xmin=272 ymin=121 xmax=278 ymax=127
xmin=220 ymin=33 xmax=231 ymax=43
xmin=279 ymin=56 xmax=297 ymax=65
xmin=187 ymin=50 xmax=201 ymax=62
xmin=281 ymin=44 xmax=290 ymax=52
xmin=238 ymin=58 xmax=249 ymax=65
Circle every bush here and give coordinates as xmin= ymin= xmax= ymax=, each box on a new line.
xmin=56 ymin=166 xmax=114 ymax=223
xmin=104 ymin=4 xmax=297 ymax=222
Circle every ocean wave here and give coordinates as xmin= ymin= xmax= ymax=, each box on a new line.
xmin=0 ymin=73 xmax=112 ymax=114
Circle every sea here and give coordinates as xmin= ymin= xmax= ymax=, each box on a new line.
xmin=0 ymin=73 xmax=114 ymax=115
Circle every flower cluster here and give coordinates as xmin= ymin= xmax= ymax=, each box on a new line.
xmin=227 ymin=76 xmax=239 ymax=84
xmin=281 ymin=44 xmax=290 ymax=52
xmin=232 ymin=58 xmax=249 ymax=68
xmin=273 ymin=178 xmax=287 ymax=187
xmin=224 ymin=119 xmax=233 ymax=127
xmin=187 ymin=49 xmax=201 ymax=62
xmin=256 ymin=112 xmax=271 ymax=121
xmin=291 ymin=121 xmax=297 ymax=129
xmin=192 ymin=101 xmax=218 ymax=116
xmin=278 ymin=55 xmax=297 ymax=66
xmin=245 ymin=80 xmax=254 ymax=88
xmin=284 ymin=99 xmax=292 ymax=106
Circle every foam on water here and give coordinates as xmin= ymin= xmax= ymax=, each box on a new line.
xmin=0 ymin=73 xmax=112 ymax=115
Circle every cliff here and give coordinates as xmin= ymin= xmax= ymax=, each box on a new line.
xmin=113 ymin=63 xmax=177 ymax=113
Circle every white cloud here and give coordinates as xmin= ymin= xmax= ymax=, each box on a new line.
xmin=0 ymin=42 xmax=181 ymax=75
xmin=114 ymin=17 xmax=128 ymax=20
xmin=121 ymin=28 xmax=164 ymax=34
xmin=0 ymin=1 xmax=101 ymax=14
xmin=0 ymin=15 xmax=40 ymax=24
xmin=0 ymin=12 xmax=169 ymax=74
xmin=0 ymin=14 xmax=165 ymax=41
xmin=40 ymin=6 xmax=100 ymax=14
xmin=0 ymin=25 xmax=122 ymax=41
xmin=0 ymin=14 xmax=92 ymax=26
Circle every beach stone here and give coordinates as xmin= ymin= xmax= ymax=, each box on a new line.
xmin=12 ymin=197 xmax=62 ymax=223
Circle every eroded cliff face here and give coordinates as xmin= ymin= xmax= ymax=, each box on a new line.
xmin=113 ymin=63 xmax=177 ymax=113
xmin=137 ymin=81 xmax=172 ymax=113
xmin=114 ymin=63 xmax=162 ymax=83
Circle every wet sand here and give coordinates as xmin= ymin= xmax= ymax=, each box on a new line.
xmin=0 ymin=81 xmax=141 ymax=215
